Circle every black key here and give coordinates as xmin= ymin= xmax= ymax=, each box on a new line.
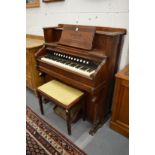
xmin=58 ymin=59 xmax=64 ymax=63
xmin=87 ymin=68 xmax=94 ymax=72
xmin=71 ymin=63 xmax=77 ymax=67
xmin=59 ymin=59 xmax=62 ymax=62
xmin=75 ymin=65 xmax=82 ymax=68
xmin=63 ymin=61 xmax=69 ymax=64
xmin=61 ymin=60 xmax=68 ymax=63
xmin=68 ymin=62 xmax=74 ymax=66
xmin=69 ymin=63 xmax=77 ymax=67
xmin=52 ymin=57 xmax=57 ymax=60
xmin=80 ymin=66 xmax=89 ymax=70
xmin=65 ymin=61 xmax=71 ymax=65
xmin=55 ymin=59 xmax=62 ymax=62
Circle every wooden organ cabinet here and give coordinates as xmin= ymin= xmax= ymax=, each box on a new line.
xmin=35 ymin=24 xmax=127 ymax=134
xmin=110 ymin=66 xmax=129 ymax=137
xmin=26 ymin=35 xmax=44 ymax=91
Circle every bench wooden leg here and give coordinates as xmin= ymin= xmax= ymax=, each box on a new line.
xmin=66 ymin=109 xmax=71 ymax=135
xmin=37 ymin=93 xmax=44 ymax=115
xmin=82 ymin=99 xmax=86 ymax=121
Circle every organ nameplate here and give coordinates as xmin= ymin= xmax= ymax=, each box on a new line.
xmin=59 ymin=24 xmax=96 ymax=50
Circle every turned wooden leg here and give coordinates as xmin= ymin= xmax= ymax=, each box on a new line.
xmin=37 ymin=93 xmax=44 ymax=115
xmin=66 ymin=109 xmax=71 ymax=135
xmin=82 ymin=99 xmax=86 ymax=121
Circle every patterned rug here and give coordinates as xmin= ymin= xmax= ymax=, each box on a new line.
xmin=26 ymin=106 xmax=87 ymax=155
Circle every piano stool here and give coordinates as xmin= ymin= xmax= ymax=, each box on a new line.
xmin=36 ymin=80 xmax=86 ymax=135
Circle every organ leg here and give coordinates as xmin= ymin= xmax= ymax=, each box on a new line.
xmin=87 ymin=89 xmax=111 ymax=135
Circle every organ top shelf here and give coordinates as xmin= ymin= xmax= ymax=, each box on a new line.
xmin=43 ymin=25 xmax=126 ymax=36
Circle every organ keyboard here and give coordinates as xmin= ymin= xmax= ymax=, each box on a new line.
xmin=41 ymin=50 xmax=102 ymax=77
xmin=35 ymin=24 xmax=126 ymax=135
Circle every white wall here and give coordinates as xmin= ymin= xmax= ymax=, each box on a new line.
xmin=26 ymin=0 xmax=129 ymax=69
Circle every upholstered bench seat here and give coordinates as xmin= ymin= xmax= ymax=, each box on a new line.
xmin=38 ymin=80 xmax=84 ymax=106
xmin=36 ymin=80 xmax=85 ymax=135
